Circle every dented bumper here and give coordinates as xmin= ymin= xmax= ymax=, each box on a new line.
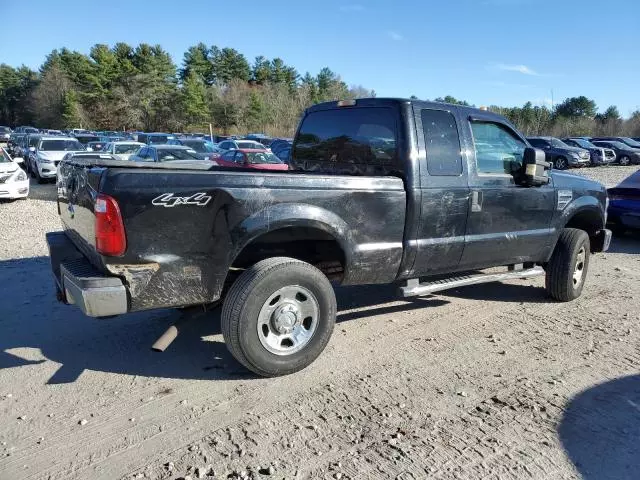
xmin=46 ymin=232 xmax=128 ymax=317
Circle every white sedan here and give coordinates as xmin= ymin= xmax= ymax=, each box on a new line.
xmin=0 ymin=147 xmax=29 ymax=199
xmin=102 ymin=141 xmax=146 ymax=161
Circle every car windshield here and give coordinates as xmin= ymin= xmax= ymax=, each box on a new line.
xmin=182 ymin=140 xmax=213 ymax=153
xmin=149 ymin=135 xmax=169 ymax=144
xmin=156 ymin=148 xmax=200 ymax=161
xmin=40 ymin=139 xmax=84 ymax=151
xmin=0 ymin=149 xmax=11 ymax=163
xmin=549 ymin=138 xmax=570 ymax=148
xmin=115 ymin=144 xmax=141 ymax=154
xmin=75 ymin=136 xmax=98 ymax=144
xmin=238 ymin=141 xmax=264 ymax=149
xmin=598 ymin=141 xmax=627 ymax=149
xmin=0 ymin=127 xmax=10 ymax=133
xmin=621 ymin=137 xmax=640 ymax=147
xmin=246 ymin=152 xmax=283 ymax=164
xmin=571 ymin=139 xmax=595 ymax=148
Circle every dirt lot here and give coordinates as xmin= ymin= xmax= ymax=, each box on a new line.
xmin=1 ymin=166 xmax=639 ymax=480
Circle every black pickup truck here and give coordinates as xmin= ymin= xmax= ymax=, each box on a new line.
xmin=47 ymin=98 xmax=611 ymax=377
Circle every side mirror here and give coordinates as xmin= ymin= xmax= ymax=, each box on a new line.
xmin=29 ymin=146 xmax=36 ymax=153
xmin=521 ymin=147 xmax=550 ymax=186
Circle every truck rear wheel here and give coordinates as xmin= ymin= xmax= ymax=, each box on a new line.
xmin=221 ymin=257 xmax=336 ymax=377
xmin=545 ymin=228 xmax=590 ymax=302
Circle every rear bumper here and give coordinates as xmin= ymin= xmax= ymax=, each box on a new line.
xmin=46 ymin=231 xmax=128 ymax=317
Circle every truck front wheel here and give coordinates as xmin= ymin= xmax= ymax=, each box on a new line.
xmin=221 ymin=257 xmax=336 ymax=377
xmin=545 ymin=228 xmax=590 ymax=302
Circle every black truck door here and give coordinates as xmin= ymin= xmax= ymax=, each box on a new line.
xmin=409 ymin=105 xmax=470 ymax=276
xmin=458 ymin=115 xmax=555 ymax=269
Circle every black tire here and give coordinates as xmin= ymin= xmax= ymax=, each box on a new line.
xmin=545 ymin=228 xmax=590 ymax=302
xmin=554 ymin=156 xmax=568 ymax=170
xmin=619 ymin=155 xmax=630 ymax=166
xmin=34 ymin=166 xmax=45 ymax=184
xmin=221 ymin=257 xmax=336 ymax=377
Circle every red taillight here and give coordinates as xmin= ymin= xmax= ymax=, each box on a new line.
xmin=95 ymin=194 xmax=126 ymax=256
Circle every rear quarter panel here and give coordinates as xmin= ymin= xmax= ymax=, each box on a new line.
xmin=99 ymin=169 xmax=406 ymax=311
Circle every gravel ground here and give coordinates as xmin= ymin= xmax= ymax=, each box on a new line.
xmin=1 ymin=168 xmax=639 ymax=480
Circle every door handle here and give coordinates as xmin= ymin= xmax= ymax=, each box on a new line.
xmin=471 ymin=190 xmax=482 ymax=212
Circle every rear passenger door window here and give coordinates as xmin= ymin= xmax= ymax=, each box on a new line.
xmin=470 ymin=122 xmax=525 ymax=175
xmin=421 ymin=109 xmax=462 ymax=176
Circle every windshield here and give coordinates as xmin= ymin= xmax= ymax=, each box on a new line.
xmin=238 ymin=141 xmax=264 ymax=149
xmin=246 ymin=152 xmax=283 ymax=164
xmin=608 ymin=141 xmax=629 ymax=149
xmin=621 ymin=137 xmax=640 ymax=147
xmin=115 ymin=144 xmax=141 ymax=154
xmin=182 ymin=140 xmax=213 ymax=153
xmin=40 ymin=139 xmax=84 ymax=151
xmin=549 ymin=138 xmax=570 ymax=148
xmin=0 ymin=149 xmax=10 ymax=163
xmin=571 ymin=139 xmax=595 ymax=148
xmin=0 ymin=127 xmax=10 ymax=133
xmin=157 ymin=148 xmax=200 ymax=161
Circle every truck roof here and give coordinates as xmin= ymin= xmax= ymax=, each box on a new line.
xmin=306 ymin=97 xmax=507 ymax=123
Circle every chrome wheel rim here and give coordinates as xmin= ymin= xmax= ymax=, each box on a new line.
xmin=556 ymin=158 xmax=566 ymax=169
xmin=573 ymin=247 xmax=586 ymax=287
xmin=620 ymin=156 xmax=629 ymax=165
xmin=257 ymin=285 xmax=319 ymax=356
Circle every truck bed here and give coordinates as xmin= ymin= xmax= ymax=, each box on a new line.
xmin=55 ymin=158 xmax=407 ymax=313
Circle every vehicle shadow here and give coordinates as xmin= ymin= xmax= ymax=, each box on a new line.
xmin=440 ymin=281 xmax=549 ymax=303
xmin=27 ymin=181 xmax=57 ymax=202
xmin=607 ymin=234 xmax=640 ymax=254
xmin=559 ymin=375 xmax=640 ymax=480
xmin=0 ymin=257 xmax=447 ymax=384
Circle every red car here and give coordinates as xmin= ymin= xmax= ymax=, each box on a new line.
xmin=215 ymin=149 xmax=289 ymax=171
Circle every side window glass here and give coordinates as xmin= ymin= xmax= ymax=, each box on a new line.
xmin=234 ymin=152 xmax=245 ymax=163
xmin=222 ymin=151 xmax=235 ymax=161
xmin=471 ymin=122 xmax=526 ymax=175
xmin=421 ymin=109 xmax=462 ymax=176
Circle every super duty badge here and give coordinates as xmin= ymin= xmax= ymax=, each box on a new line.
xmin=152 ymin=192 xmax=212 ymax=208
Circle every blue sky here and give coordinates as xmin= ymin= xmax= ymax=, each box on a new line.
xmin=1 ymin=0 xmax=638 ymax=116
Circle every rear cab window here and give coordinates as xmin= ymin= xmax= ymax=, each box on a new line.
xmin=292 ymin=106 xmax=400 ymax=175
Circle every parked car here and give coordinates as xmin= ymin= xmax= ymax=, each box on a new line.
xmin=14 ymin=126 xmax=39 ymax=134
xmin=591 ymin=137 xmax=640 ymax=149
xmin=101 ymin=141 xmax=145 ymax=161
xmin=216 ymin=149 xmax=289 ymax=171
xmin=167 ymin=138 xmax=218 ymax=160
xmin=73 ymin=134 xmax=100 ymax=146
xmin=48 ymin=98 xmax=611 ymax=377
xmin=590 ymin=140 xmax=640 ymax=165
xmin=244 ymin=134 xmax=274 ymax=147
xmin=0 ymin=126 xmax=12 ymax=143
xmin=7 ymin=133 xmax=25 ymax=156
xmin=0 ymin=146 xmax=29 ymax=200
xmin=607 ymin=169 xmax=640 ymax=234
xmin=26 ymin=136 xmax=86 ymax=183
xmin=86 ymin=141 xmax=107 ymax=152
xmin=562 ymin=137 xmax=616 ymax=166
xmin=129 ymin=145 xmax=203 ymax=162
xmin=137 ymin=133 xmax=176 ymax=145
xmin=216 ymin=139 xmax=268 ymax=152
xmin=526 ymin=136 xmax=591 ymax=170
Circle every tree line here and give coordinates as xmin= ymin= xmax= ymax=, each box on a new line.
xmin=1 ymin=43 xmax=638 ymax=138
xmin=423 ymin=95 xmax=640 ymax=138
xmin=0 ymin=43 xmax=374 ymax=136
